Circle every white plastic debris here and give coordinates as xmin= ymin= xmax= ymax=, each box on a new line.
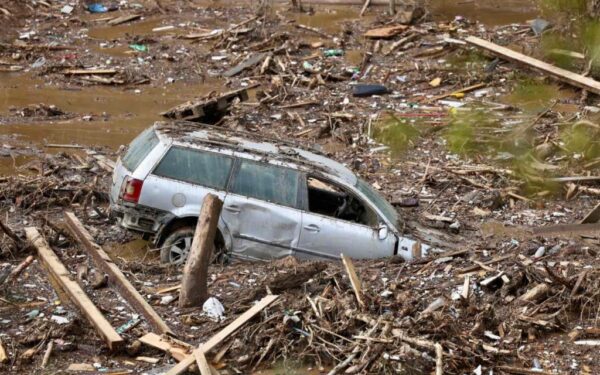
xmin=203 ymin=297 xmax=225 ymax=320
xmin=160 ymin=295 xmax=175 ymax=305
xmin=533 ymin=246 xmax=546 ymax=258
xmin=61 ymin=5 xmax=74 ymax=14
xmin=51 ymin=315 xmax=70 ymax=325
xmin=473 ymin=365 xmax=482 ymax=375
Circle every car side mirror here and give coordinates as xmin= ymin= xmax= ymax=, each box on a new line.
xmin=378 ymin=224 xmax=389 ymax=240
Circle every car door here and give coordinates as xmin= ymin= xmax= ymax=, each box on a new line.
xmin=296 ymin=176 xmax=396 ymax=260
xmin=221 ymin=159 xmax=302 ymax=260
xmin=140 ymin=146 xmax=233 ymax=218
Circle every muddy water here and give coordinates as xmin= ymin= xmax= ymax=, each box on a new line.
xmin=0 ymin=1 xmax=541 ymax=160
xmin=0 ymin=73 xmax=223 ymax=150
xmin=430 ymin=0 xmax=538 ymax=26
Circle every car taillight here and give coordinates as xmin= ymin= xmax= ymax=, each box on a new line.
xmin=121 ymin=177 xmax=144 ymax=203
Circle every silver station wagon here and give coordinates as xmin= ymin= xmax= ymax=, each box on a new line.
xmin=110 ymin=121 xmax=429 ymax=264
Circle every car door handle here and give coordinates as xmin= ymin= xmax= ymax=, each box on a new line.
xmin=303 ymin=224 xmax=320 ymax=233
xmin=224 ymin=205 xmax=241 ymax=214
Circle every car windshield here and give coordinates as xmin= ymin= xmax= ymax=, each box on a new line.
xmin=355 ymin=178 xmax=399 ymax=228
xmin=121 ymin=128 xmax=159 ymax=171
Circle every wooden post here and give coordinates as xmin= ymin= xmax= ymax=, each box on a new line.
xmin=24 ymin=228 xmax=124 ymax=351
xmin=389 ymin=0 xmax=395 ymax=15
xmin=179 ymin=194 xmax=223 ymax=308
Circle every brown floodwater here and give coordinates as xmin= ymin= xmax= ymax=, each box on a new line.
xmin=0 ymin=0 xmax=540 ymax=155
xmin=429 ymin=0 xmax=538 ymax=26
xmin=0 ymin=73 xmax=224 ymax=149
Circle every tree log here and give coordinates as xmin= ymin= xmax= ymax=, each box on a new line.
xmin=267 ymin=262 xmax=327 ymax=293
xmin=179 ymin=194 xmax=223 ymax=308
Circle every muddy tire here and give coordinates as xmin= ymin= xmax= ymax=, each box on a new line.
xmin=160 ymin=227 xmax=228 ymax=266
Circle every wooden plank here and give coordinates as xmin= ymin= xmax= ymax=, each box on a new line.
xmin=465 ymin=36 xmax=600 ymax=95
xmin=63 ymin=69 xmax=117 ymax=75
xmin=364 ymin=25 xmax=407 ymax=39
xmin=24 ymin=228 xmax=124 ymax=351
xmin=428 ymin=82 xmax=486 ymax=102
xmin=532 ymin=222 xmax=600 ymax=236
xmin=194 ymin=350 xmax=212 ymax=375
xmin=359 ymin=0 xmax=371 ymax=17
xmin=222 ymin=53 xmax=268 ymax=77
xmin=0 ymin=338 xmax=7 ymax=364
xmin=580 ymin=202 xmax=600 ymax=224
xmin=551 ymin=176 xmax=600 ymax=183
xmin=341 ymin=254 xmax=365 ymax=307
xmin=139 ymin=333 xmax=192 ymax=361
xmin=107 ymin=14 xmax=141 ymax=26
xmin=165 ymin=295 xmax=279 ymax=375
xmin=495 ymin=366 xmax=554 ymax=375
xmin=64 ymin=212 xmax=173 ymax=336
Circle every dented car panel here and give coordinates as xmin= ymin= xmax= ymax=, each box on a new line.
xmin=111 ymin=121 xmax=431 ymax=263
xmin=222 ymin=195 xmax=301 ymax=260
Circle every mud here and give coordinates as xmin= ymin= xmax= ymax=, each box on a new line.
xmin=4 ymin=0 xmax=600 ymax=374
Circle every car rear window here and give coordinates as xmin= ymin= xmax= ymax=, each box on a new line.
xmin=153 ymin=147 xmax=233 ymax=189
xmin=229 ymin=160 xmax=299 ymax=208
xmin=122 ymin=128 xmax=159 ymax=171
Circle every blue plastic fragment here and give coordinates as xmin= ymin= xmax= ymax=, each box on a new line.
xmin=88 ymin=4 xmax=108 ymax=13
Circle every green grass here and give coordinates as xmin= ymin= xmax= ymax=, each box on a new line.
xmin=372 ymin=114 xmax=421 ymax=155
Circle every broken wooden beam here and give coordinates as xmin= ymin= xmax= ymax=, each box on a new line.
xmin=107 ymin=14 xmax=141 ymax=26
xmin=64 ymin=212 xmax=173 ymax=336
xmin=364 ymin=25 xmax=408 ymax=39
xmin=179 ymin=194 xmax=223 ymax=308
xmin=0 ymin=338 xmax=7 ymax=364
xmin=495 ymin=366 xmax=554 ymax=375
xmin=427 ymin=82 xmax=486 ymax=102
xmin=0 ymin=218 xmax=23 ymax=246
xmin=222 ymin=53 xmax=268 ymax=77
xmin=24 ymin=227 xmax=125 ymax=351
xmin=139 ymin=333 xmax=192 ymax=361
xmin=580 ymin=202 xmax=600 ymax=224
xmin=341 ymin=254 xmax=365 ymax=308
xmin=165 ymin=295 xmax=279 ymax=375
xmin=161 ymin=86 xmax=255 ymax=123
xmin=465 ymin=36 xmax=600 ymax=95
xmin=532 ymin=222 xmax=600 ymax=236
xmin=63 ymin=69 xmax=117 ymax=75
xmin=194 ymin=350 xmax=212 ymax=375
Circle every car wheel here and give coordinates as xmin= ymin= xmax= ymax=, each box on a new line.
xmin=160 ymin=227 xmax=228 ymax=266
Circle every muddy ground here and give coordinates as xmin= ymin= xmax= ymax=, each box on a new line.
xmin=3 ymin=0 xmax=600 ymax=374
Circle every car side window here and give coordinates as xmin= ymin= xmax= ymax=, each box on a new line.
xmin=306 ymin=176 xmax=378 ymax=227
xmin=153 ymin=147 xmax=233 ymax=189
xmin=229 ymin=160 xmax=300 ymax=208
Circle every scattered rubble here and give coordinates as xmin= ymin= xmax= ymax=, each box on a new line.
xmin=3 ymin=0 xmax=600 ymax=374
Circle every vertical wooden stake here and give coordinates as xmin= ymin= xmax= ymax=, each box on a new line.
xmin=435 ymin=343 xmax=443 ymax=375
xmin=41 ymin=340 xmax=53 ymax=368
xmin=389 ymin=0 xmax=396 ymax=15
xmin=341 ymin=254 xmax=365 ymax=308
xmin=360 ymin=0 xmax=371 ymax=17
xmin=179 ymin=194 xmax=223 ymax=308
xmin=0 ymin=338 xmax=8 ymax=364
